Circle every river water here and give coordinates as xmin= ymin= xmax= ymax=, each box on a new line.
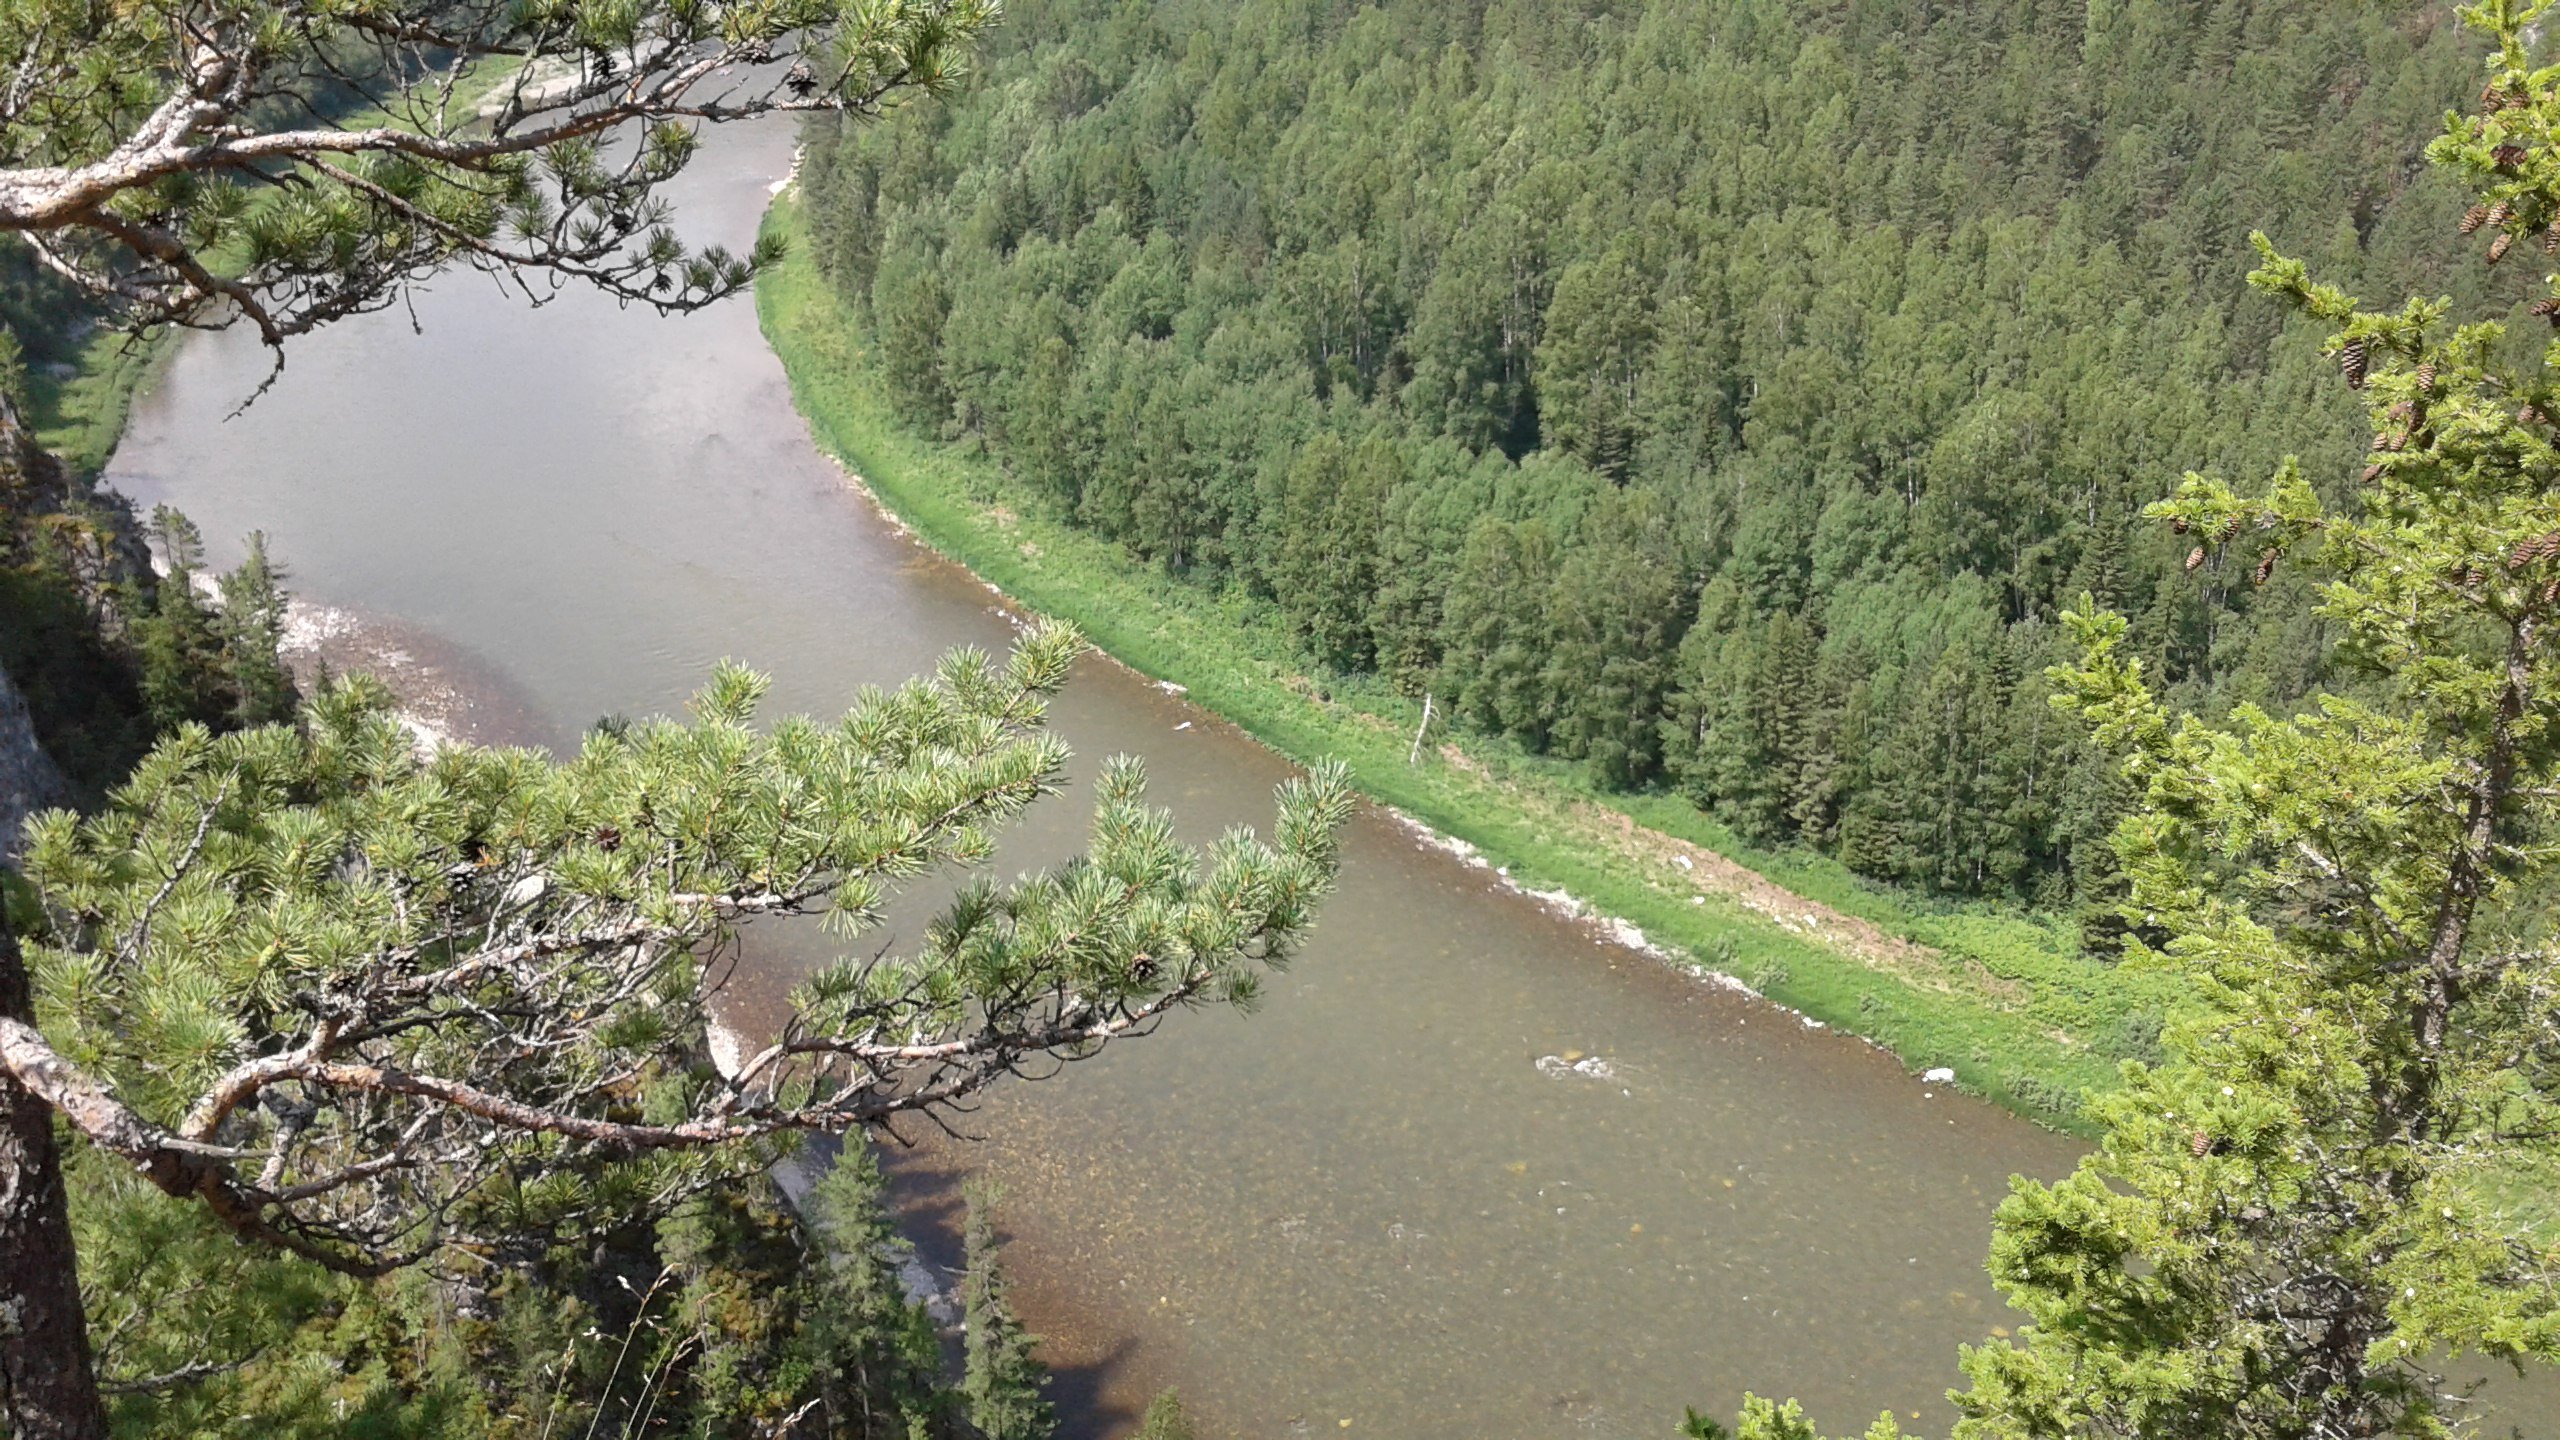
xmin=106 ymin=119 xmax=2092 ymax=1439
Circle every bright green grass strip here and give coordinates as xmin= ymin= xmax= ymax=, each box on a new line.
xmin=757 ymin=194 xmax=2190 ymax=1136
xmin=27 ymin=327 xmax=172 ymax=477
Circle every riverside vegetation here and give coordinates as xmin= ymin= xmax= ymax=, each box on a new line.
xmin=768 ymin=0 xmax=2504 ymax=1120
xmin=758 ymin=196 xmax=2171 ymax=1126
xmin=772 ymin=0 xmax=2560 ymax=1434
xmin=784 ymin=0 xmax=2504 ymax=923
xmin=7 ymin=0 xmax=2560 ymax=1437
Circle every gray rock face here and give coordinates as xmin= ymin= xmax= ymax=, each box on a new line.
xmin=0 ymin=662 xmax=68 ymax=862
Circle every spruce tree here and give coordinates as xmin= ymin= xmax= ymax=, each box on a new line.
xmin=959 ymin=1182 xmax=1054 ymax=1440
xmin=803 ymin=1146 xmax=949 ymax=1438
xmin=129 ymin=508 xmax=225 ymax=733
xmin=1134 ymin=1389 xmax=1198 ymax=1440
xmin=213 ymin=532 xmax=294 ymax=728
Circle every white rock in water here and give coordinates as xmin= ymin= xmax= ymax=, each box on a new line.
xmin=1922 ymin=1066 xmax=1957 ymax=1084
xmin=1536 ymin=1053 xmax=1621 ymax=1083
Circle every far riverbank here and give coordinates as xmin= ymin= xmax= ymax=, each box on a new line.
xmin=754 ymin=190 xmax=2177 ymax=1134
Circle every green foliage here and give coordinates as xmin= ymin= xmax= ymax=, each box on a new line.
xmin=0 ymin=472 xmax=297 ymax=798
xmin=767 ymin=181 xmax=2202 ymax=1132
xmin=0 ymin=0 xmax=1002 ymax=347
xmin=959 ymin=1183 xmax=1053 ymax=1440
xmin=82 ymin=1138 xmax=969 ymax=1439
xmin=17 ymin=627 xmax=1348 ymax=1272
xmin=791 ymin=0 xmax=2512 ymax=917
xmin=212 ymin=533 xmax=293 ymax=729
xmin=1737 ymin=3 xmax=2560 ymax=1435
xmin=799 ymin=1147 xmax=952 ymax=1437
xmin=1134 ymin=1390 xmax=1196 ymax=1440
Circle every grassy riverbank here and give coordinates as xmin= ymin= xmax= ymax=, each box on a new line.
xmin=757 ymin=194 xmax=2180 ymax=1135
xmin=27 ymin=329 xmax=180 ymax=478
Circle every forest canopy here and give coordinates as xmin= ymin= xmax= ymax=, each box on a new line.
xmin=794 ymin=0 xmax=2528 ymax=925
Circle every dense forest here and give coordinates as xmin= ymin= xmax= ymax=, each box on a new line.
xmin=796 ymin=0 xmax=2520 ymax=925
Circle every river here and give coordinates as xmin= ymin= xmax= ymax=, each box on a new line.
xmin=106 ymin=118 xmax=2090 ymax=1439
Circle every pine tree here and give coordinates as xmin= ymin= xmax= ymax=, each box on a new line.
xmin=1 ymin=632 xmax=1351 ymax=1438
xmin=959 ymin=1183 xmax=1053 ymax=1440
xmin=0 ymin=0 xmax=995 ymax=352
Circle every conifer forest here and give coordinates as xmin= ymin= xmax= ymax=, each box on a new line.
xmin=796 ymin=0 xmax=2516 ymax=917
xmin=5 ymin=1 xmax=2560 ymax=1438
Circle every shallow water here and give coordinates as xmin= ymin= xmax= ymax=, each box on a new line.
xmin=109 ymin=118 xmax=2110 ymax=1439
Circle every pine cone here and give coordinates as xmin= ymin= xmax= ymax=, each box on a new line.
xmin=2339 ymin=336 xmax=2371 ymax=389
xmin=2417 ymin=362 xmax=2438 ymax=390
xmin=2255 ymin=549 xmax=2278 ymax=585
xmin=2190 ymin=1129 xmax=2214 ymax=1158
xmin=2185 ymin=545 xmax=2207 ymax=573
xmin=2496 ymin=144 xmax=2530 ymax=170
xmin=2544 ymin=220 xmax=2559 ymax=254
xmin=2490 ymin=200 xmax=2515 ymax=228
xmin=2463 ymin=203 xmax=2492 ymax=235
xmin=2492 ymin=232 xmax=2516 ymax=264
xmin=2363 ymin=463 xmax=2385 ymax=482
xmin=2217 ymin=515 xmax=2243 ymax=543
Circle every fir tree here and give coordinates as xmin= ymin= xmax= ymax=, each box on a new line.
xmin=128 ymin=508 xmax=226 ymax=734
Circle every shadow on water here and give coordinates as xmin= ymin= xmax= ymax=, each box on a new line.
xmin=867 ymin=1143 xmax=1147 ymax=1440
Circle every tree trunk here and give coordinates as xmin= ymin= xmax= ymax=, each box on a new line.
xmin=0 ymin=902 xmax=109 ymax=1440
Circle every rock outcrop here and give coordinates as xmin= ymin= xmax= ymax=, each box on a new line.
xmin=0 ymin=662 xmax=67 ymax=860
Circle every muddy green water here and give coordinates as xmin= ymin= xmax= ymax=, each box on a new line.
xmin=106 ymin=120 xmax=2099 ymax=1439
